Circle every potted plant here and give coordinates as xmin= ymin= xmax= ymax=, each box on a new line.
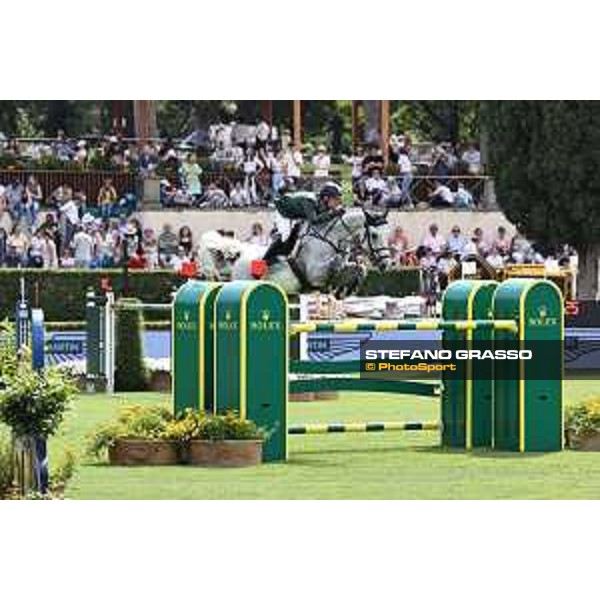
xmin=87 ymin=405 xmax=180 ymax=466
xmin=0 ymin=361 xmax=76 ymax=496
xmin=565 ymin=399 xmax=600 ymax=450
xmin=187 ymin=411 xmax=265 ymax=468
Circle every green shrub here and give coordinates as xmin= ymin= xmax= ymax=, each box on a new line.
xmin=565 ymin=399 xmax=600 ymax=444
xmin=0 ymin=364 xmax=77 ymax=438
xmin=0 ymin=269 xmax=185 ymax=322
xmin=87 ymin=404 xmax=173 ymax=458
xmin=0 ymin=427 xmax=14 ymax=499
xmin=357 ymin=268 xmax=421 ymax=297
xmin=194 ymin=411 xmax=265 ymax=441
xmin=114 ymin=299 xmax=148 ymax=392
xmin=50 ymin=446 xmax=78 ymax=492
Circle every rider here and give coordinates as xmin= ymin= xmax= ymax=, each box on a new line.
xmin=263 ymin=181 xmax=344 ymax=264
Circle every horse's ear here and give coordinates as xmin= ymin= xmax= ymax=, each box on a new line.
xmin=364 ymin=209 xmax=387 ymax=227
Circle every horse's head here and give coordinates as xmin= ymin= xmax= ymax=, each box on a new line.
xmin=362 ymin=207 xmax=392 ymax=271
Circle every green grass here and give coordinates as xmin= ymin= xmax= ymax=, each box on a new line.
xmin=50 ymin=379 xmax=600 ymax=499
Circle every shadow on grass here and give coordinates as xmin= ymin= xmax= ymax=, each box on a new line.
xmin=413 ymin=446 xmax=554 ymax=460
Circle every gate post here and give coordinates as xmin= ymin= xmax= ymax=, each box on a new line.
xmin=172 ymin=281 xmax=222 ymax=415
xmin=493 ymin=279 xmax=563 ymax=452
xmin=441 ymin=280 xmax=497 ymax=449
xmin=214 ymin=281 xmax=288 ymax=462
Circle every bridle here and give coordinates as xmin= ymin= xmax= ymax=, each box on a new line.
xmin=294 ymin=208 xmax=391 ymax=268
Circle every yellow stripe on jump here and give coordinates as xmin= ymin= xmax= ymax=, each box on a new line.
xmin=334 ymin=322 xmax=362 ymax=333
xmin=494 ymin=320 xmax=519 ymax=333
xmin=373 ymin=321 xmax=403 ymax=332
xmin=415 ymin=321 xmax=440 ymax=330
xmin=305 ymin=424 xmax=327 ymax=434
xmin=343 ymin=422 xmax=367 ymax=432
xmin=290 ymin=323 xmax=317 ymax=334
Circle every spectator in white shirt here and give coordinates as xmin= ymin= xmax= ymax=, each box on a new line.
xmin=454 ymin=182 xmax=474 ymax=208
xmin=397 ymin=147 xmax=414 ymax=207
xmin=461 ymin=143 xmax=482 ymax=175
xmin=71 ymin=226 xmax=94 ymax=268
xmin=283 ymin=146 xmax=303 ymax=180
xmin=422 ymin=223 xmax=445 ymax=256
xmin=428 ymin=180 xmax=454 ymax=207
xmin=364 ymin=169 xmax=388 ymax=205
xmin=446 ymin=226 xmax=467 ymax=256
xmin=230 ymin=181 xmax=249 ymax=207
xmin=247 ymin=223 xmax=269 ymax=247
xmin=312 ymin=145 xmax=331 ymax=179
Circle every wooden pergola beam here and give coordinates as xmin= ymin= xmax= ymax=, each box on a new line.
xmin=293 ymin=100 xmax=302 ymax=148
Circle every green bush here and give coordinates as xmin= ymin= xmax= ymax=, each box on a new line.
xmin=50 ymin=446 xmax=78 ymax=492
xmin=0 ymin=427 xmax=13 ymax=499
xmin=0 ymin=364 xmax=77 ymax=438
xmin=87 ymin=405 xmax=174 ymax=458
xmin=194 ymin=411 xmax=265 ymax=441
xmin=0 ymin=269 xmax=185 ymax=322
xmin=565 ymin=399 xmax=600 ymax=444
xmin=114 ymin=299 xmax=148 ymax=392
xmin=357 ymin=268 xmax=421 ymax=297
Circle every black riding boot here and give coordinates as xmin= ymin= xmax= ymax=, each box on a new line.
xmin=263 ymin=222 xmax=302 ymax=265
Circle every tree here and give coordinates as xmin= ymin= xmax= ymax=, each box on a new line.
xmin=484 ymin=101 xmax=600 ymax=299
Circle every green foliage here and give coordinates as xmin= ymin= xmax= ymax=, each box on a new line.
xmin=0 ymin=364 xmax=77 ymax=438
xmin=114 ymin=299 xmax=148 ymax=392
xmin=87 ymin=406 xmax=264 ymax=458
xmin=484 ymin=101 xmax=600 ymax=297
xmin=485 ymin=101 xmax=600 ymax=247
xmin=162 ymin=409 xmax=201 ymax=442
xmin=357 ymin=268 xmax=421 ymax=297
xmin=0 ymin=319 xmax=17 ymax=383
xmin=565 ymin=399 xmax=600 ymax=442
xmin=194 ymin=411 xmax=265 ymax=442
xmin=50 ymin=446 xmax=78 ymax=490
xmin=0 ymin=269 xmax=185 ymax=322
xmin=0 ymin=426 xmax=14 ymax=499
xmin=87 ymin=404 xmax=174 ymax=458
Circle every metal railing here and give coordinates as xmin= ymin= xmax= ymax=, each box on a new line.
xmin=0 ymin=169 xmax=137 ymax=202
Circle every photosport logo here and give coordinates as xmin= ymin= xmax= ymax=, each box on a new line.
xmin=359 ymin=340 xmax=563 ymax=381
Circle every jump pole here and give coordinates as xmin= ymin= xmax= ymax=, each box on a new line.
xmin=288 ymin=421 xmax=440 ymax=435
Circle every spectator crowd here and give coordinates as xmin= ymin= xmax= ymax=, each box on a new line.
xmin=1 ymin=126 xmax=486 ymax=211
xmin=387 ymin=222 xmax=576 ymax=292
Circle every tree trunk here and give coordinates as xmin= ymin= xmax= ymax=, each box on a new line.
xmin=363 ymin=100 xmax=380 ymax=146
xmin=576 ymin=243 xmax=600 ymax=300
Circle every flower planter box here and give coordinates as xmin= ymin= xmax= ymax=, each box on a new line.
xmin=187 ymin=440 xmax=263 ymax=468
xmin=108 ymin=439 xmax=180 ymax=466
xmin=566 ymin=430 xmax=600 ymax=451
